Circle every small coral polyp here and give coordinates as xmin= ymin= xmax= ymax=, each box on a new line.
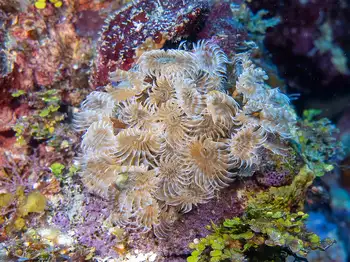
xmin=75 ymin=40 xmax=297 ymax=235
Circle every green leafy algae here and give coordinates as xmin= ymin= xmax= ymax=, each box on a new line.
xmin=188 ymin=166 xmax=334 ymax=262
xmin=50 ymin=162 xmax=65 ymax=177
xmin=12 ymin=89 xmax=65 ymax=146
xmin=0 ymin=187 xmax=47 ymax=234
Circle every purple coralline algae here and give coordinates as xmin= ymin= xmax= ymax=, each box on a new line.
xmin=74 ymin=195 xmax=120 ymax=257
xmin=255 ymin=170 xmax=293 ymax=187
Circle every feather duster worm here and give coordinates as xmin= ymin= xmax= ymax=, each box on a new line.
xmin=157 ymin=154 xmax=191 ymax=198
xmin=226 ymin=125 xmax=267 ymax=168
xmin=114 ymin=128 xmax=163 ymax=167
xmin=206 ymin=90 xmax=240 ymax=128
xmin=181 ymin=136 xmax=233 ymax=191
xmin=173 ymin=78 xmax=206 ymax=116
xmin=116 ymin=169 xmax=160 ymax=231
xmin=153 ymin=207 xmax=178 ymax=239
xmin=137 ymin=49 xmax=198 ymax=79
xmin=165 ymin=184 xmax=214 ymax=213
xmin=192 ymin=40 xmax=229 ymax=78
xmin=187 ymin=113 xmax=228 ymax=139
xmin=145 ymin=76 xmax=175 ymax=110
xmin=116 ymin=99 xmax=153 ymax=129
xmin=81 ymin=119 xmax=117 ymax=155
xmin=235 ymin=57 xmax=269 ymax=102
xmin=154 ymin=99 xmax=191 ymax=146
xmin=73 ymin=91 xmax=115 ymax=132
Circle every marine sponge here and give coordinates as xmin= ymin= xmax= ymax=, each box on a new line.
xmin=75 ymin=40 xmax=297 ymax=235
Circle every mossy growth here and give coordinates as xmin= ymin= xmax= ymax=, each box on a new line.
xmin=50 ymin=162 xmax=65 ymax=177
xmin=188 ymin=166 xmax=334 ymax=262
xmin=250 ymin=165 xmax=314 ymax=212
xmin=49 ymin=162 xmax=80 ymax=182
xmin=11 ymin=90 xmax=26 ymax=98
xmin=295 ymin=109 xmax=344 ymax=177
xmin=13 ymin=89 xmax=65 ymax=146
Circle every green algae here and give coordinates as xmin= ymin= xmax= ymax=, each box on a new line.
xmin=295 ymin=109 xmax=344 ymax=177
xmin=50 ymin=162 xmax=65 ymax=178
xmin=187 ymin=166 xmax=334 ymax=262
xmin=13 ymin=89 xmax=65 ymax=146
xmin=0 ymin=187 xmax=46 ymax=233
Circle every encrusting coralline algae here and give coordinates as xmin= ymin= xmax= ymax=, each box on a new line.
xmin=74 ymin=39 xmax=297 ymax=238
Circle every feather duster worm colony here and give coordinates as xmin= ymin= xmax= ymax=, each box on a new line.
xmin=74 ymin=41 xmax=297 ymax=236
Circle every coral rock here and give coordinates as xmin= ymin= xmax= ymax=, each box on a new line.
xmin=256 ymin=170 xmax=292 ymax=187
xmin=91 ymin=0 xmax=209 ymax=87
xmin=0 ymin=106 xmax=16 ymax=132
xmin=197 ymin=1 xmax=248 ymax=57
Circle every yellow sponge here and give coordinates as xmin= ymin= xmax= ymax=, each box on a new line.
xmin=34 ymin=1 xmax=46 ymax=9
